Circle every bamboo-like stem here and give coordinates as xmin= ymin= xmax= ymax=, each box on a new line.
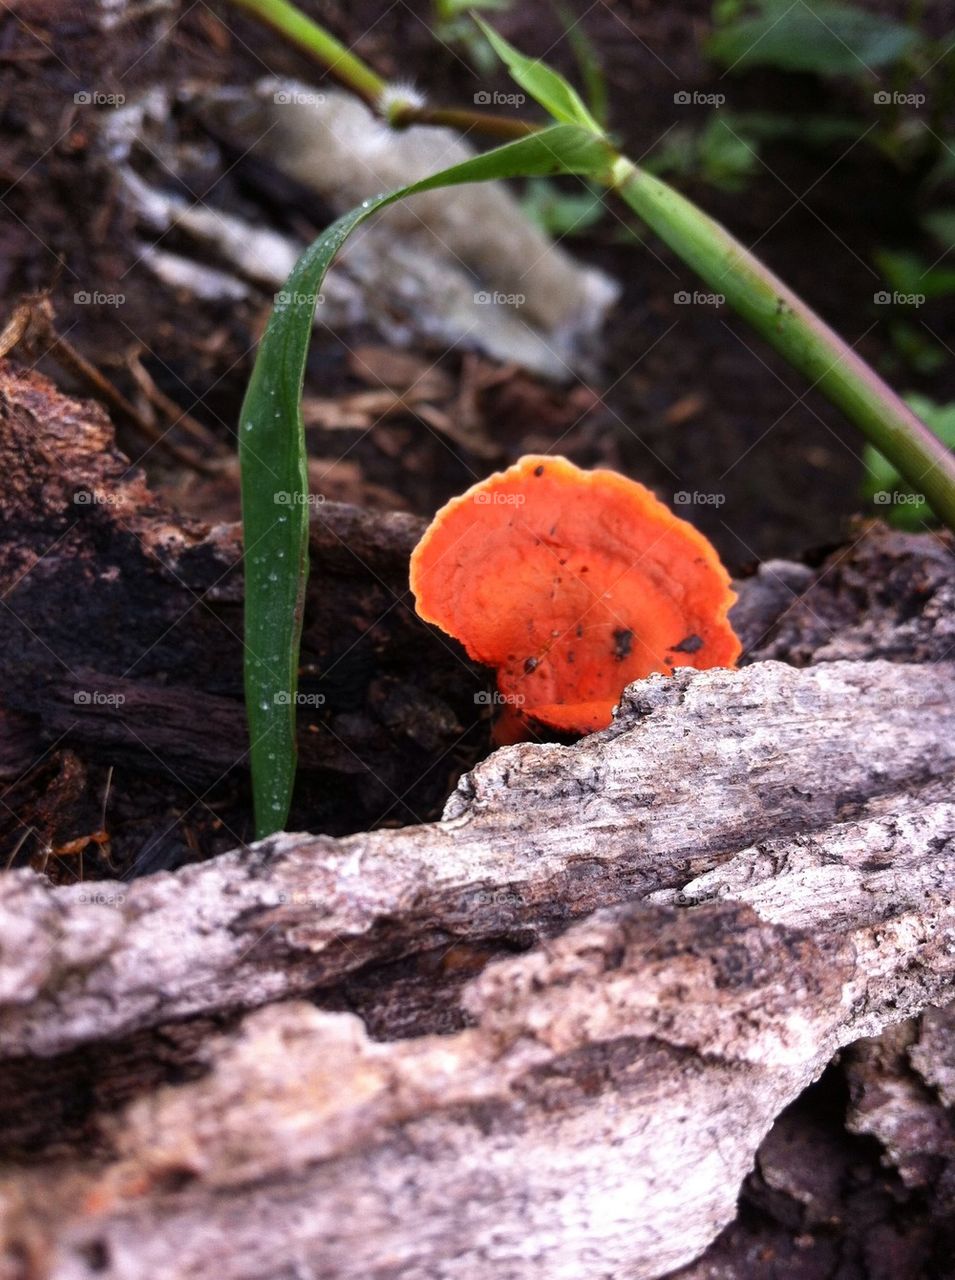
xmin=608 ymin=156 xmax=955 ymax=530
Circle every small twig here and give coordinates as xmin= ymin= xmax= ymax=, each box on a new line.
xmin=391 ymin=105 xmax=538 ymax=140
xmin=126 ymin=346 xmax=227 ymax=454
xmin=3 ymin=825 xmax=32 ymax=872
xmin=1 ymin=295 xmax=219 ymax=475
xmin=0 ymin=302 xmax=32 ymax=360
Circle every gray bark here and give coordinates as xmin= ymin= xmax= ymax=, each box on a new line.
xmin=0 ymin=657 xmax=953 ymax=1280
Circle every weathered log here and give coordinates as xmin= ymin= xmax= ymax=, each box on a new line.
xmin=1 ymin=657 xmax=953 ymax=1061
xmin=0 ymin=779 xmax=953 ymax=1279
xmin=0 ymin=360 xmax=486 ymax=844
xmin=0 ymin=651 xmax=953 ymax=1279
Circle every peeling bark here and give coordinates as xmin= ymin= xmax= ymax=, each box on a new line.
xmin=0 ymin=651 xmax=952 ymax=1278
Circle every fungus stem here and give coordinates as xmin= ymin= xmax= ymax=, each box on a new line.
xmin=608 ymin=155 xmax=955 ymax=532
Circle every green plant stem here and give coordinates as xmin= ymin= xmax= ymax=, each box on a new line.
xmin=224 ymin=0 xmax=537 ymax=137
xmin=610 ymin=155 xmax=955 ymax=530
xmin=392 ymin=105 xmax=538 ymax=138
xmin=227 ymin=0 xmax=386 ymax=106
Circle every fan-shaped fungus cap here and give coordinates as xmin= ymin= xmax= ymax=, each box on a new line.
xmin=410 ymin=455 xmax=740 ymax=739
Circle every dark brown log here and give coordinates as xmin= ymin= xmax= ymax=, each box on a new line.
xmin=0 ymin=360 xmax=486 ymax=844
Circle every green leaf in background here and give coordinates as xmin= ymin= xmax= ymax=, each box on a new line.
xmin=713 ymin=0 xmax=746 ymax=20
xmin=647 ymin=117 xmax=760 ymax=194
xmin=707 ymin=0 xmax=919 ymax=76
xmin=435 ymin=0 xmax=508 ymax=19
xmin=923 ymin=208 xmax=955 ymax=248
xmin=239 ymin=123 xmax=612 ymax=837
xmin=862 ymin=395 xmax=955 ymax=529
xmin=553 ymin=0 xmax=609 ymax=128
xmin=722 ymin=110 xmax=861 ymax=147
xmin=648 ymin=108 xmax=869 ymax=196
xmin=875 ymin=247 xmax=955 ymax=301
xmin=474 ymin=16 xmax=604 ymax=133
xmin=885 ymin=321 xmax=946 ymax=377
xmin=520 ymin=177 xmax=605 ymax=235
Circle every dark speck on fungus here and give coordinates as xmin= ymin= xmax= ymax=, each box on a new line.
xmin=671 ymin=633 xmax=704 ymax=654
xmin=613 ymin=628 xmax=634 ymax=661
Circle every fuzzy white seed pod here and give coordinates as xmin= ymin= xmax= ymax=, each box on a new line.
xmin=378 ymin=81 xmax=427 ymax=124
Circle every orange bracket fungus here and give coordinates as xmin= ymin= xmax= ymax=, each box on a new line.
xmin=410 ymin=455 xmax=741 ymax=741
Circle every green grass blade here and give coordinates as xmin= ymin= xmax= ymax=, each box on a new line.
xmin=474 ymin=16 xmax=604 ymax=134
xmin=239 ymin=124 xmax=611 ymax=837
